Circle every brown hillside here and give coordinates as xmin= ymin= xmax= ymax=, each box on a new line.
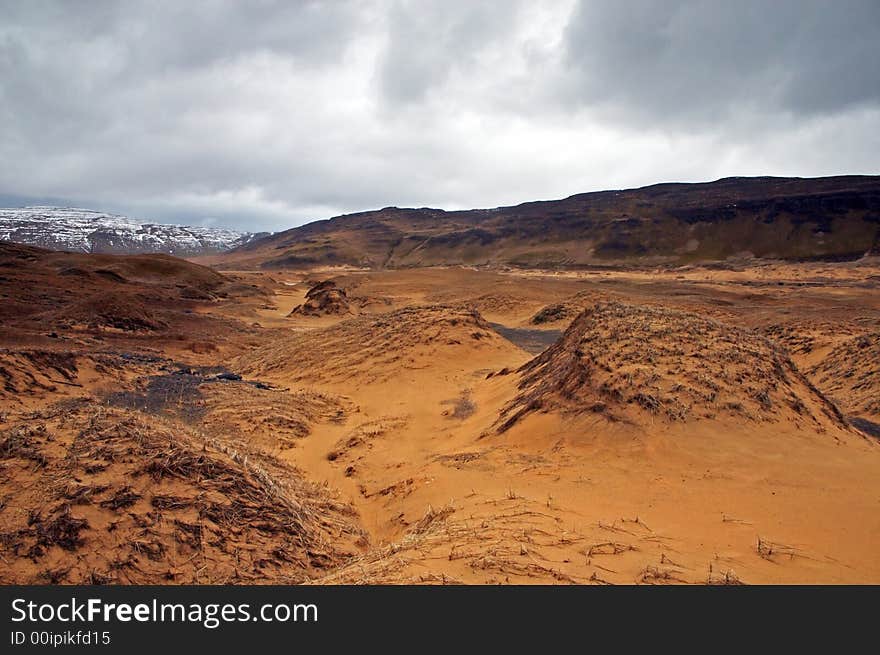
xmin=0 ymin=241 xmax=270 ymax=362
xmin=214 ymin=176 xmax=880 ymax=269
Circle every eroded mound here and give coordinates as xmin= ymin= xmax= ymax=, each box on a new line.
xmin=240 ymin=305 xmax=508 ymax=385
xmin=289 ymin=280 xmax=351 ymax=317
xmin=808 ymin=332 xmax=880 ymax=422
xmin=0 ymin=402 xmax=362 ymax=584
xmin=496 ymin=301 xmax=848 ymax=432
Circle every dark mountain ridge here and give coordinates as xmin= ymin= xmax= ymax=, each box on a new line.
xmin=225 ymin=175 xmax=880 ymax=269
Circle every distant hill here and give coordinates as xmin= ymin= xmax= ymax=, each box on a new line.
xmin=0 ymin=206 xmax=268 ymax=256
xmin=222 ymin=176 xmax=880 ymax=269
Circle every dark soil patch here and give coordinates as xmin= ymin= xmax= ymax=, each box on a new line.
xmin=441 ymin=391 xmax=476 ymax=419
xmin=489 ymin=323 xmax=562 ymax=354
xmin=849 ymin=416 xmax=880 ymax=439
xmin=104 ymin=366 xmax=280 ymax=422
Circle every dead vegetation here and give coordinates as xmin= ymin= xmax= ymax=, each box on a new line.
xmin=706 ymin=562 xmax=745 ymax=585
xmin=756 ymin=537 xmax=800 ymax=562
xmin=105 ymin=368 xmax=350 ymax=450
xmin=495 ymin=301 xmax=851 ymax=432
xmin=529 ymin=302 xmax=582 ymax=326
xmin=308 ymin=497 xmax=598 ymax=584
xmin=310 ymin=493 xmax=709 ymax=585
xmin=0 ymin=403 xmax=363 ymax=584
xmin=808 ymin=332 xmax=880 ymax=421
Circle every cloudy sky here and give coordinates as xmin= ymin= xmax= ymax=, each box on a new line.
xmin=1 ymin=1 xmax=879 ymax=232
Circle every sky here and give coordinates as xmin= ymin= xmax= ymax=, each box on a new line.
xmin=1 ymin=0 xmax=879 ymax=232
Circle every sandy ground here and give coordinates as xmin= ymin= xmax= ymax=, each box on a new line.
xmin=3 ymin=250 xmax=879 ymax=584
xmin=204 ymin=259 xmax=880 ymax=584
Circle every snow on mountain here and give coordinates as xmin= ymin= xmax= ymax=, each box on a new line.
xmin=0 ymin=206 xmax=268 ymax=256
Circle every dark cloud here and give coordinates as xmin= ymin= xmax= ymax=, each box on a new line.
xmin=562 ymin=0 xmax=880 ymax=124
xmin=0 ymin=1 xmax=878 ymax=232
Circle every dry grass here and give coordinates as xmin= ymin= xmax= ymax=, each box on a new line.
xmin=496 ymin=301 xmax=850 ymax=432
xmin=808 ymin=332 xmax=880 ymax=420
xmin=0 ymin=402 xmax=363 ymax=584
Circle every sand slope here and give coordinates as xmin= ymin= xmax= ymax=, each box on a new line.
xmin=808 ymin=332 xmax=880 ymax=422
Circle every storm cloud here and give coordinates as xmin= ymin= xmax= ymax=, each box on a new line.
xmin=1 ymin=0 xmax=878 ymax=231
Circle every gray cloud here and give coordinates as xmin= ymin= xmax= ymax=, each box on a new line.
xmin=379 ymin=1 xmax=523 ymax=104
xmin=0 ymin=0 xmax=878 ymax=232
xmin=562 ymin=0 xmax=880 ymax=125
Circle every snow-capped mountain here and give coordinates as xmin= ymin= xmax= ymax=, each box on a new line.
xmin=0 ymin=206 xmax=267 ymax=256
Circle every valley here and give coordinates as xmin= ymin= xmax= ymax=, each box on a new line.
xmin=2 ymin=241 xmax=878 ymax=584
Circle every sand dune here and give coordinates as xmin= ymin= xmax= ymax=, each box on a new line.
xmin=496 ymin=301 xmax=849 ymax=433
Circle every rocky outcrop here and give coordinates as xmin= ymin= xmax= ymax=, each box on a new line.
xmin=288 ymin=280 xmax=351 ymax=316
